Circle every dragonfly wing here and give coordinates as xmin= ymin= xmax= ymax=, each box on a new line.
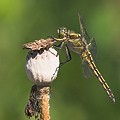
xmin=78 ymin=13 xmax=91 ymax=43
xmin=78 ymin=13 xmax=85 ymax=37
xmin=82 ymin=59 xmax=91 ymax=78
xmin=88 ymin=38 xmax=97 ymax=60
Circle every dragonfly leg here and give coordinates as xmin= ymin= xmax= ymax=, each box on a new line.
xmin=53 ymin=42 xmax=64 ymax=56
xmin=48 ymin=35 xmax=65 ymax=42
xmin=48 ymin=49 xmax=57 ymax=56
xmin=59 ymin=45 xmax=71 ymax=67
xmin=51 ymin=44 xmax=71 ymax=80
xmin=54 ymin=42 xmax=64 ymax=49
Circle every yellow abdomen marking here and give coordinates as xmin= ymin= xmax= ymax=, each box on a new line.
xmin=82 ymin=50 xmax=115 ymax=103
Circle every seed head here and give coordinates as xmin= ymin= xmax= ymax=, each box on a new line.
xmin=26 ymin=48 xmax=59 ymax=86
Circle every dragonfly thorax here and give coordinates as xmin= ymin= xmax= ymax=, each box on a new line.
xmin=68 ymin=31 xmax=81 ymax=39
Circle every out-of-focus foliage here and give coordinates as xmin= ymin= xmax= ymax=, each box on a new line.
xmin=0 ymin=0 xmax=120 ymax=120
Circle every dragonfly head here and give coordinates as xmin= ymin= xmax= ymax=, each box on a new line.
xmin=57 ymin=27 xmax=68 ymax=38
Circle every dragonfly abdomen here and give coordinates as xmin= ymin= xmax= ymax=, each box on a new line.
xmin=82 ymin=50 xmax=115 ymax=103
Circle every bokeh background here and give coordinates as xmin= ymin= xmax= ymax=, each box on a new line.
xmin=0 ymin=0 xmax=120 ymax=120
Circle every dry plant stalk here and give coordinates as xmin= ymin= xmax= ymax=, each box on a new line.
xmin=24 ymin=39 xmax=59 ymax=120
xmin=38 ymin=86 xmax=51 ymax=120
xmin=25 ymin=85 xmax=40 ymax=119
xmin=25 ymin=85 xmax=51 ymax=120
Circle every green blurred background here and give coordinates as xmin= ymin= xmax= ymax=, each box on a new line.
xmin=0 ymin=0 xmax=120 ymax=120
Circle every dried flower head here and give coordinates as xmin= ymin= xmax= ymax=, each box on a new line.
xmin=24 ymin=39 xmax=59 ymax=86
xmin=23 ymin=38 xmax=55 ymax=51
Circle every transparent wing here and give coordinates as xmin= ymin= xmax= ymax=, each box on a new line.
xmin=82 ymin=37 xmax=97 ymax=78
xmin=82 ymin=38 xmax=97 ymax=78
xmin=82 ymin=59 xmax=91 ymax=78
xmin=78 ymin=12 xmax=91 ymax=43
xmin=88 ymin=38 xmax=97 ymax=60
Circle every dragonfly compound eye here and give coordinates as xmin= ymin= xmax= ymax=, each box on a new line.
xmin=61 ymin=27 xmax=67 ymax=33
xmin=57 ymin=27 xmax=68 ymax=38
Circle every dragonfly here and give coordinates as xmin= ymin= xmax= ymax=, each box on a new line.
xmin=52 ymin=13 xmax=115 ymax=103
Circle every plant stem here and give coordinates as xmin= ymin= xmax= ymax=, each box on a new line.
xmin=37 ymin=86 xmax=51 ymax=120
